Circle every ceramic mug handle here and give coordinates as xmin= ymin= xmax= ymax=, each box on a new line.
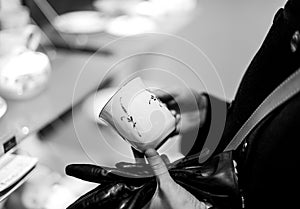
xmin=24 ymin=24 xmax=41 ymax=51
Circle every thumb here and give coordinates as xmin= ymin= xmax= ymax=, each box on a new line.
xmin=145 ymin=149 xmax=172 ymax=185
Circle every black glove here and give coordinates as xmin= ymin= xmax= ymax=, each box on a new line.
xmin=65 ymin=163 xmax=156 ymax=209
xmin=66 ymin=151 xmax=241 ymax=209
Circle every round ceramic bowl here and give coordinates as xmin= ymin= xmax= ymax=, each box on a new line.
xmin=0 ymin=50 xmax=51 ymax=100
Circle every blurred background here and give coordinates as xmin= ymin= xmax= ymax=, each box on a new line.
xmin=0 ymin=0 xmax=286 ymax=208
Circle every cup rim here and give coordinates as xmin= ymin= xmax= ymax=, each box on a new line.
xmin=98 ymin=76 xmax=144 ymax=119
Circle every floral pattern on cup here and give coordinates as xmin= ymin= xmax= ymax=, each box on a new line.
xmin=120 ymin=97 xmax=142 ymax=137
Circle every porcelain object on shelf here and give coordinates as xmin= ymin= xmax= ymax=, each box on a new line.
xmin=53 ymin=11 xmax=107 ymax=34
xmin=0 ymin=50 xmax=51 ymax=100
xmin=0 ymin=24 xmax=41 ymax=56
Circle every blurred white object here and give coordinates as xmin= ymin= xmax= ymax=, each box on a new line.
xmin=82 ymin=87 xmax=117 ymax=125
xmin=93 ymin=0 xmax=197 ymax=18
xmin=0 ymin=0 xmax=30 ymax=29
xmin=133 ymin=0 xmax=197 ymax=17
xmin=93 ymin=0 xmax=139 ymax=16
xmin=0 ymin=24 xmax=41 ymax=56
xmin=105 ymin=15 xmax=156 ymax=36
xmin=21 ymin=165 xmax=62 ymax=209
xmin=0 ymin=96 xmax=7 ymax=119
xmin=21 ymin=165 xmax=95 ymax=209
xmin=0 ymin=153 xmax=38 ymax=193
xmin=44 ymin=177 xmax=96 ymax=209
xmin=0 ymin=0 xmax=22 ymax=10
xmin=53 ymin=11 xmax=107 ymax=34
xmin=43 ymin=185 xmax=77 ymax=209
xmin=0 ymin=50 xmax=51 ymax=100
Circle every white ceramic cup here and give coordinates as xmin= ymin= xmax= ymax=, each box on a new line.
xmin=99 ymin=77 xmax=176 ymax=152
xmin=0 ymin=50 xmax=51 ymax=100
xmin=0 ymin=24 xmax=41 ymax=56
xmin=0 ymin=24 xmax=51 ymax=100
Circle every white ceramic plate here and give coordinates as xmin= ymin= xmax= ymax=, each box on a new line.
xmin=105 ymin=15 xmax=156 ymax=36
xmin=0 ymin=96 xmax=7 ymax=119
xmin=53 ymin=11 xmax=106 ymax=34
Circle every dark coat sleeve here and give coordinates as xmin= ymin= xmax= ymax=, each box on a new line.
xmin=214 ymin=1 xmax=300 ymax=155
xmin=236 ymin=93 xmax=300 ymax=209
xmin=188 ymin=1 xmax=300 ymax=208
xmin=216 ymin=1 xmax=300 ymax=208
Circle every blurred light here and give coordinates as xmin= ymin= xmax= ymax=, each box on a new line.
xmin=21 ymin=126 xmax=30 ymax=135
xmin=134 ymin=1 xmax=166 ymax=17
xmin=106 ymin=15 xmax=156 ymax=36
xmin=53 ymin=11 xmax=106 ymax=34
xmin=134 ymin=0 xmax=197 ymax=17
xmin=44 ymin=185 xmax=77 ymax=209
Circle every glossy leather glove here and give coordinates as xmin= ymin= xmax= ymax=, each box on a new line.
xmin=65 ymin=163 xmax=156 ymax=209
xmin=66 ymin=151 xmax=240 ymax=209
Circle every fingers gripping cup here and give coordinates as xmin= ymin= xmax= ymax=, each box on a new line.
xmin=99 ymin=77 xmax=176 ymax=152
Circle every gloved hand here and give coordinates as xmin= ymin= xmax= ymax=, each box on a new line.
xmin=66 ymin=150 xmax=240 ymax=209
xmin=117 ymin=150 xmax=241 ymax=209
xmin=65 ymin=163 xmax=156 ymax=209
xmin=144 ymin=149 xmax=208 ymax=209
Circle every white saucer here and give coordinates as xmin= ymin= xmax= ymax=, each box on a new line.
xmin=0 ymin=96 xmax=7 ymax=119
xmin=53 ymin=11 xmax=106 ymax=34
xmin=105 ymin=15 xmax=156 ymax=36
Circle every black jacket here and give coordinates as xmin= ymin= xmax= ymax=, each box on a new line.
xmin=188 ymin=1 xmax=300 ymax=208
